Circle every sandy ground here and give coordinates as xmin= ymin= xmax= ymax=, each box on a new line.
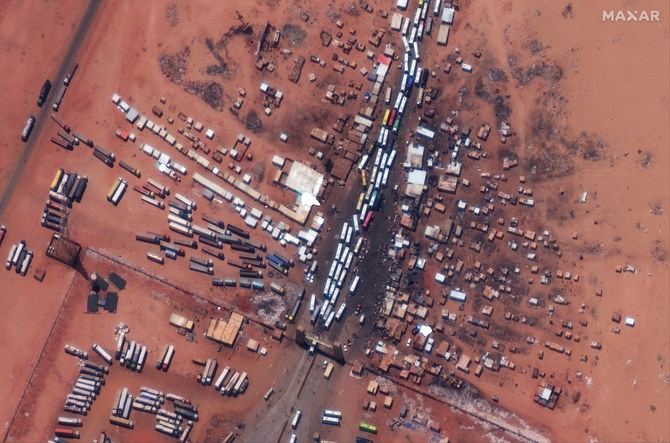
xmin=439 ymin=1 xmax=670 ymax=441
xmin=0 ymin=0 xmax=668 ymax=442
xmin=8 ymin=249 xmax=303 ymax=442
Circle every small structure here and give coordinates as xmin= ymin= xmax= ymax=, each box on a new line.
xmin=247 ymin=338 xmax=259 ymax=352
xmin=437 ymin=25 xmax=450 ymax=46
xmin=169 ymin=312 xmax=195 ymax=332
xmin=533 ymin=382 xmax=560 ymax=409
xmin=449 ymin=289 xmax=466 ymax=302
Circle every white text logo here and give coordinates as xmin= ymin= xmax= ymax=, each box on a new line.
xmin=602 ymin=10 xmax=660 ymax=22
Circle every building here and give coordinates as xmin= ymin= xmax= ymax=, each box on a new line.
xmin=441 ymin=7 xmax=455 ymax=24
xmin=391 ymin=13 xmax=403 ymax=31
xmin=449 ymin=289 xmax=466 ymax=302
xmin=437 ymin=25 xmax=450 ymax=46
xmin=405 ymin=143 xmax=425 ymax=169
xmin=405 ymin=169 xmax=427 ymax=198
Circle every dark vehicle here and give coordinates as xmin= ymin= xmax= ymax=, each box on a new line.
xmin=38 ymin=79 xmax=51 ymax=106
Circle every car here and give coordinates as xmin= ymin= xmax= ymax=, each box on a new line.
xmin=406 ymin=338 xmax=412 ymax=347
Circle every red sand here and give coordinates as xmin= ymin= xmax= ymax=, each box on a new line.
xmin=0 ymin=0 xmax=668 ymax=442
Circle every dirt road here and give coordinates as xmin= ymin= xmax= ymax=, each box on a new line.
xmin=0 ymin=0 xmax=101 ymax=218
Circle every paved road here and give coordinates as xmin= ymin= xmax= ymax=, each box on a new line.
xmin=0 ymin=0 xmax=102 ymax=219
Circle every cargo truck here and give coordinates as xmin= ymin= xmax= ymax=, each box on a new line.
xmin=37 ymin=79 xmax=51 ymax=106
xmin=92 ymin=344 xmax=113 ymax=365
xmin=54 ymin=427 xmax=80 ymax=438
xmin=64 ymin=61 xmax=78 ymax=86
xmin=52 ymin=85 xmax=66 ymax=111
xmin=119 ymin=160 xmax=141 ymax=177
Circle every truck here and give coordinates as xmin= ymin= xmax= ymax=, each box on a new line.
xmin=21 ymin=115 xmax=36 ymax=142
xmin=52 ymin=85 xmax=66 ymax=111
xmin=64 ymin=61 xmax=78 ymax=86
xmin=270 ymin=282 xmax=285 ymax=296
xmin=92 ymin=344 xmax=114 ymax=365
xmin=161 ymin=345 xmax=175 ymax=371
xmin=285 ymin=297 xmax=301 ymax=323
xmin=54 ymin=427 xmax=80 ymax=438
xmin=119 ymin=160 xmax=141 ymax=178
xmin=37 ymin=79 xmax=51 ymax=107
xmin=147 ymin=177 xmax=170 ymax=197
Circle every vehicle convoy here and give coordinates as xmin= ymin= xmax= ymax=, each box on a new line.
xmin=37 ymin=79 xmax=51 ymax=107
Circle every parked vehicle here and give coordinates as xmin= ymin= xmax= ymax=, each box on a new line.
xmin=21 ymin=115 xmax=36 ymax=142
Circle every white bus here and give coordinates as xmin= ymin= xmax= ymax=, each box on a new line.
xmin=357 ymin=154 xmax=369 ymax=171
xmin=349 ymin=275 xmax=360 ymax=295
xmin=341 ymin=246 xmax=350 ymax=263
xmin=352 ymin=215 xmax=360 ymax=234
xmin=309 ymin=293 xmax=316 ymax=314
xmin=322 ymin=415 xmax=340 ymax=426
xmin=291 ymin=411 xmax=302 ymax=429
xmin=353 ymin=237 xmax=363 ymax=255
xmin=324 ymin=409 xmax=343 ymax=419
xmin=409 ymin=59 xmax=417 ymax=78
xmin=394 ymin=92 xmax=403 ymax=110
xmin=335 ymin=243 xmax=343 ymax=261
xmin=340 ymin=222 xmax=348 ymax=240
xmin=344 ymin=251 xmax=354 ymax=270
xmin=381 ymin=168 xmax=390 ymax=188
xmin=387 ymin=149 xmax=397 ymax=167
xmin=401 ymin=18 xmax=410 ymax=36
xmin=335 ymin=303 xmax=347 ymax=322
xmin=399 ymin=95 xmax=408 ymax=115
xmin=324 ymin=311 xmax=335 ymax=330
xmin=330 ymin=287 xmax=340 ymax=306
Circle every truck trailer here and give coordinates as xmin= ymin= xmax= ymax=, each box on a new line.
xmin=37 ymin=79 xmax=51 ymax=107
xmin=21 ymin=115 xmax=36 ymax=142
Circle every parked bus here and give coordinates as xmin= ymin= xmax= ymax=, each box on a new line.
xmin=324 ymin=409 xmax=343 ymax=419
xmin=352 ymin=215 xmax=360 ymax=234
xmin=359 ymin=422 xmax=377 ymax=434
xmin=362 ymin=211 xmax=374 ymax=230
xmin=357 ymin=154 xmax=369 ymax=171
xmin=349 ymin=275 xmax=360 ymax=295
xmin=355 ymin=192 xmax=365 ymax=213
xmin=291 ymin=411 xmax=302 ymax=429
xmin=381 ymin=109 xmax=390 ymax=126
xmin=388 ymin=109 xmax=397 ymax=127
xmin=335 ymin=303 xmax=347 ymax=322
xmin=353 ymin=237 xmax=363 ymax=255
xmin=322 ymin=415 xmax=340 ymax=426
